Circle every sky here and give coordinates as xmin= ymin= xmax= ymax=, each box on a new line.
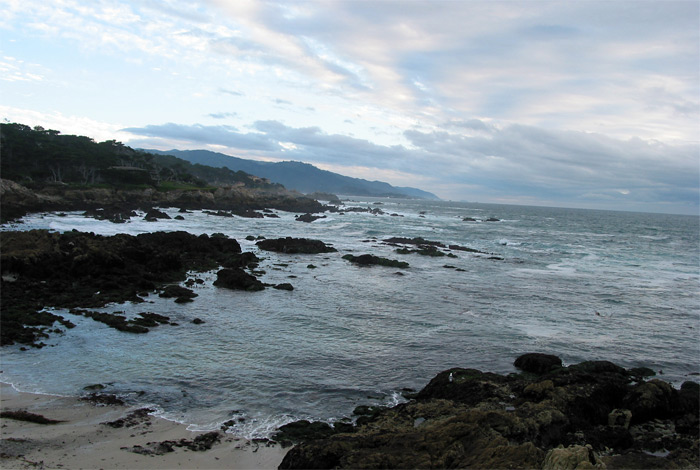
xmin=1 ymin=0 xmax=698 ymax=215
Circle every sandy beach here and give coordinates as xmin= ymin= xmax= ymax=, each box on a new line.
xmin=0 ymin=383 xmax=289 ymax=469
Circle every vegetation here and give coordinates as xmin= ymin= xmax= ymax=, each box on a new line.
xmin=0 ymin=122 xmax=282 ymax=191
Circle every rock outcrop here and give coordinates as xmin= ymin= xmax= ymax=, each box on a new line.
xmin=0 ymin=230 xmax=255 ymax=347
xmin=279 ymin=354 xmax=700 ymax=469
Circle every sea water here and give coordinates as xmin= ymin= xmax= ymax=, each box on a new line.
xmin=1 ymin=199 xmax=699 ymax=438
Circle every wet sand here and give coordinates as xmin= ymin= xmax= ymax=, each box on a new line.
xmin=0 ymin=383 xmax=289 ymax=469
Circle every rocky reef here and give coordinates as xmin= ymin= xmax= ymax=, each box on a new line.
xmin=0 ymin=229 xmax=259 ymax=347
xmin=278 ymin=353 xmax=699 ymax=469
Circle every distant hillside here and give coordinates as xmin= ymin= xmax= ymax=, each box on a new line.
xmin=146 ymin=149 xmax=439 ymax=200
xmin=0 ymin=123 xmax=278 ymax=192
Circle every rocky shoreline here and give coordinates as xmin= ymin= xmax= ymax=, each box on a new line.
xmin=0 ymin=229 xmax=260 ymax=347
xmin=277 ymin=353 xmax=699 ymax=469
xmin=0 ymin=179 xmax=327 ymax=223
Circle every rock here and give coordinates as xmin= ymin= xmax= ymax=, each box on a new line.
xmin=232 ymin=209 xmax=264 ymax=218
xmin=629 ymin=367 xmax=656 ymax=381
xmin=542 ymin=444 xmax=604 ymax=469
xmin=0 ymin=410 xmax=63 ymax=424
xmin=273 ymin=420 xmax=337 ymax=447
xmin=192 ymin=318 xmax=205 ymax=325
xmin=485 ymin=217 xmax=500 ymax=222
xmin=296 ymin=213 xmax=326 ymax=223
xmin=1 ymin=230 xmax=243 ymax=347
xmin=524 ymin=380 xmax=555 ymax=400
xmin=213 ymin=268 xmax=265 ymax=291
xmin=342 ymin=254 xmax=409 ymax=269
xmin=274 ymin=283 xmax=294 ymax=291
xmin=158 ymin=285 xmax=197 ymax=300
xmin=514 ymin=353 xmax=563 ymax=374
xmin=306 ymin=192 xmax=341 ymax=203
xmin=80 ymin=393 xmax=125 ymax=406
xmin=278 ymin=355 xmax=698 ymax=469
xmin=607 ymin=409 xmax=632 ymax=429
xmin=623 ymin=379 xmax=678 ymax=424
xmin=143 ymin=208 xmax=171 ymax=221
xmin=83 ymin=207 xmax=138 ymax=223
xmin=256 ymin=237 xmax=337 ymax=254
xmin=463 ymin=217 xmax=477 ymax=221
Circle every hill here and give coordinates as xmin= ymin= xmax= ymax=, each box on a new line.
xmin=145 ymin=149 xmax=439 ymax=200
xmin=0 ymin=123 xmax=326 ymax=220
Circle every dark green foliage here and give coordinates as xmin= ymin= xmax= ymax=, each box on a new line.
xmin=0 ymin=122 xmax=278 ymax=191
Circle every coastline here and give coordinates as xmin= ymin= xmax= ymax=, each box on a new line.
xmin=0 ymin=382 xmax=289 ymax=469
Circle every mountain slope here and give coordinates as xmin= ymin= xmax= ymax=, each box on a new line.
xmin=146 ymin=149 xmax=439 ymax=200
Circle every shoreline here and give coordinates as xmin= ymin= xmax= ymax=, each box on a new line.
xmin=0 ymin=382 xmax=289 ymax=469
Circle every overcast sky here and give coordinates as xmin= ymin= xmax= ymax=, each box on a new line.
xmin=2 ymin=0 xmax=698 ymax=214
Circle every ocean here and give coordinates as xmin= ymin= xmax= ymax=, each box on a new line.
xmin=1 ymin=199 xmax=698 ymax=438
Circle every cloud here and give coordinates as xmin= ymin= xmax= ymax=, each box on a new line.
xmin=122 ymin=118 xmax=698 ymax=212
xmin=208 ymin=112 xmax=237 ymax=119
xmin=121 ymin=122 xmax=278 ymax=151
xmin=3 ymin=1 xmax=698 ymax=213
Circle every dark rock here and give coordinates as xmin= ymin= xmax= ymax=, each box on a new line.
xmin=83 ymin=207 xmax=138 ymax=223
xmin=623 ymin=379 xmax=679 ymax=424
xmin=274 ymin=283 xmax=294 ymax=291
xmin=306 ymin=192 xmax=341 ymax=203
xmin=143 ymin=208 xmax=171 ymax=221
xmin=273 ymin=420 xmax=337 ymax=447
xmin=0 ymin=410 xmax=63 ymax=424
xmin=81 ymin=393 xmax=125 ymax=406
xmin=102 ymin=408 xmax=154 ymax=428
xmin=203 ymin=210 xmax=233 ymax=217
xmin=128 ymin=431 xmax=221 ymax=455
xmin=485 ymin=217 xmax=500 ymax=222
xmin=192 ymin=318 xmax=205 ymax=325
xmin=174 ymin=215 xmax=185 ymax=220
xmin=1 ymin=230 xmax=243 ymax=347
xmin=629 ymin=366 xmax=656 ymax=381
xmin=279 ymin=356 xmax=698 ymax=469
xmin=159 ymin=285 xmax=197 ymax=300
xmin=213 ymin=268 xmax=265 ymax=291
xmin=342 ymin=254 xmax=409 ymax=269
xmin=463 ymin=217 xmax=477 ymax=222
xmin=514 ymin=353 xmax=563 ymax=374
xmin=296 ymin=213 xmax=326 ymax=223
xmin=232 ymin=209 xmax=264 ymax=218
xmin=256 ymin=237 xmax=337 ymax=254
